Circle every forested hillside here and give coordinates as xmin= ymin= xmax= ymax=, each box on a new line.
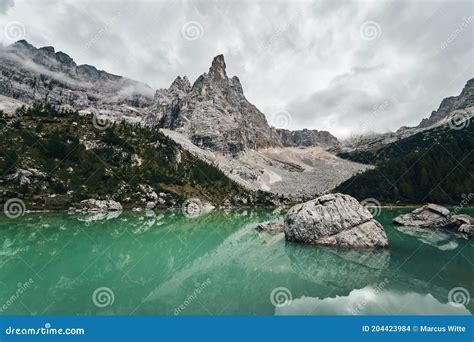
xmin=336 ymin=124 xmax=474 ymax=204
xmin=0 ymin=104 xmax=273 ymax=210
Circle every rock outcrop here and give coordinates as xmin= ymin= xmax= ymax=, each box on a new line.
xmin=146 ymin=55 xmax=281 ymax=155
xmin=418 ymin=78 xmax=474 ymax=128
xmin=276 ymin=128 xmax=339 ymax=148
xmin=79 ymin=199 xmax=123 ymax=212
xmin=0 ymin=40 xmax=153 ymax=121
xmin=284 ymin=193 xmax=388 ymax=248
xmin=392 ymin=204 xmax=450 ymax=227
xmin=336 ymin=78 xmax=473 ymax=155
xmin=393 ymin=204 xmax=474 ymax=239
xmin=256 ymin=221 xmax=284 ymax=232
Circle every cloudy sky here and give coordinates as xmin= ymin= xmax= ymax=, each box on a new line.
xmin=0 ymin=0 xmax=472 ymax=138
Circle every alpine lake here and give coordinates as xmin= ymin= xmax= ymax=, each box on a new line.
xmin=0 ymin=208 xmax=472 ymax=315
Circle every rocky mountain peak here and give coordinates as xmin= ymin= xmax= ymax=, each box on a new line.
xmin=209 ymin=54 xmax=227 ymax=79
xmin=277 ymin=128 xmax=339 ymax=148
xmin=418 ymin=77 xmax=474 ymax=128
xmin=169 ymin=76 xmax=191 ymax=93
xmin=12 ymin=39 xmax=36 ymax=52
xmin=147 ymin=54 xmax=281 ymax=154
xmin=38 ymin=45 xmax=55 ymax=55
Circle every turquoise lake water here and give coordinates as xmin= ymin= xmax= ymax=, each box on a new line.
xmin=0 ymin=208 xmax=472 ymax=315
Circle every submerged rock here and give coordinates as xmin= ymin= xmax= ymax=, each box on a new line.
xmin=284 ymin=193 xmax=388 ymax=248
xmin=393 ymin=225 xmax=459 ymax=251
xmin=392 ymin=204 xmax=450 ymax=228
xmin=393 ymin=204 xmax=474 ymax=239
xmin=79 ymin=199 xmax=123 ymax=212
xmin=255 ymin=222 xmax=284 ymax=232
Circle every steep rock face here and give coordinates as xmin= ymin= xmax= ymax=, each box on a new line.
xmin=0 ymin=40 xmax=153 ymax=121
xmin=277 ymin=128 xmax=339 ymax=148
xmin=284 ymin=193 xmax=388 ymax=248
xmin=419 ymin=78 xmax=474 ymax=128
xmin=146 ymin=55 xmax=281 ymax=155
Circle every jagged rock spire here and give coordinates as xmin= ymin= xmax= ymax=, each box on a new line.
xmin=169 ymin=76 xmax=191 ymax=93
xmin=209 ymin=54 xmax=227 ymax=79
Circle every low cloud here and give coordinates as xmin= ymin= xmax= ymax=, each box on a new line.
xmin=0 ymin=0 xmax=14 ymax=14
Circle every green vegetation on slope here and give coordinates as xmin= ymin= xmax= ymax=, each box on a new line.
xmin=336 ymin=125 xmax=474 ymax=204
xmin=0 ymin=103 xmax=273 ymax=209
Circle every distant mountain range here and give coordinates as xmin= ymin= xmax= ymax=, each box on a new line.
xmin=418 ymin=78 xmax=474 ymax=128
xmin=0 ymin=41 xmax=339 ymax=153
xmin=336 ymin=78 xmax=473 ymax=155
xmin=0 ymin=40 xmax=472 ymax=203
xmin=0 ymin=40 xmax=153 ymax=123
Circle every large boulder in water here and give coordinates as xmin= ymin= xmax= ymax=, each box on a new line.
xmin=284 ymin=193 xmax=388 ymax=248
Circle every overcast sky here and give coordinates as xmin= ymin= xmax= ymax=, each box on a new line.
xmin=0 ymin=0 xmax=472 ymax=138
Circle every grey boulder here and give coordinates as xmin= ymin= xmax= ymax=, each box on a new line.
xmin=392 ymin=204 xmax=450 ymax=228
xmin=393 ymin=204 xmax=474 ymax=239
xmin=284 ymin=193 xmax=388 ymax=248
xmin=256 ymin=221 xmax=284 ymax=232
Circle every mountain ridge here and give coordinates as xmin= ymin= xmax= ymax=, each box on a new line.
xmin=146 ymin=54 xmax=282 ymax=155
xmin=0 ymin=39 xmax=153 ymax=123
